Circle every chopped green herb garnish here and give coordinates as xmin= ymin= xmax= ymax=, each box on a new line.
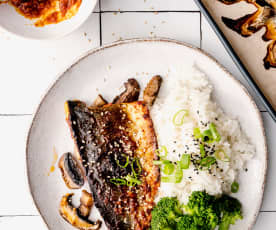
xmin=193 ymin=127 xmax=202 ymax=139
xmin=161 ymin=176 xmax=175 ymax=183
xmin=116 ymin=155 xmax=129 ymax=168
xmin=179 ymin=154 xmax=190 ymax=169
xmin=215 ymin=149 xmax=230 ymax=162
xmin=162 ymin=162 xmax=175 ymax=175
xmin=153 ymin=160 xmax=163 ymax=165
xmin=231 ymin=181 xmax=239 ymax=193
xmin=172 ymin=109 xmax=189 ymax=126
xmin=202 ymin=129 xmax=214 ymax=143
xmin=200 ymin=144 xmax=206 ymax=158
xmin=111 ymin=157 xmax=142 ymax=187
xmin=155 ymin=145 xmax=168 ymax=159
xmin=210 ymin=123 xmax=221 ymax=142
xmin=200 ymin=156 xmax=216 ymax=168
xmin=131 ymin=158 xmax=142 ymax=177
xmin=161 ymin=163 xmax=183 ymax=183
xmin=125 ymin=174 xmax=141 ymax=186
xmin=154 ymin=159 xmax=172 ymax=165
xmin=110 ymin=178 xmax=127 ymax=185
xmin=174 ymin=163 xmax=183 ymax=183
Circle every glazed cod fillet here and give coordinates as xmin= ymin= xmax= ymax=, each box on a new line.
xmin=64 ymin=100 xmax=160 ymax=230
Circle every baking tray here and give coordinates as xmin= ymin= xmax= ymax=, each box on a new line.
xmin=194 ymin=0 xmax=276 ymax=121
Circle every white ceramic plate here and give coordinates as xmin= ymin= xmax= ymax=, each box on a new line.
xmin=0 ymin=0 xmax=97 ymax=39
xmin=26 ymin=38 xmax=267 ymax=230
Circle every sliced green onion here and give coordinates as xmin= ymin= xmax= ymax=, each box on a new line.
xmin=215 ymin=149 xmax=230 ymax=162
xmin=125 ymin=174 xmax=142 ymax=185
xmin=161 ymin=163 xmax=183 ymax=183
xmin=174 ymin=163 xmax=183 ymax=183
xmin=201 ymin=129 xmax=214 ymax=143
xmin=126 ymin=180 xmax=133 ymax=187
xmin=153 ymin=159 xmax=171 ymax=165
xmin=153 ymin=160 xmax=163 ymax=165
xmin=116 ymin=155 xmax=129 ymax=168
xmin=161 ymin=176 xmax=175 ymax=183
xmin=200 ymin=144 xmax=206 ymax=158
xmin=179 ymin=154 xmax=190 ymax=169
xmin=193 ymin=127 xmax=202 ymax=139
xmin=110 ymin=178 xmax=126 ymax=185
xmin=172 ymin=109 xmax=189 ymax=126
xmin=136 ymin=158 xmax=142 ymax=174
xmin=210 ymin=123 xmax=221 ymax=142
xmin=200 ymin=156 xmax=216 ymax=168
xmin=162 ymin=162 xmax=175 ymax=175
xmin=155 ymin=145 xmax=168 ymax=159
xmin=131 ymin=158 xmax=142 ymax=177
xmin=231 ymin=181 xmax=239 ymax=193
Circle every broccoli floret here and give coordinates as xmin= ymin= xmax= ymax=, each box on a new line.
xmin=217 ymin=195 xmax=243 ymax=230
xmin=176 ymin=215 xmax=197 ymax=230
xmin=186 ymin=191 xmax=217 ymax=213
xmin=185 ymin=191 xmax=220 ymax=230
xmin=151 ymin=197 xmax=183 ymax=230
xmin=151 ymin=192 xmax=243 ymax=230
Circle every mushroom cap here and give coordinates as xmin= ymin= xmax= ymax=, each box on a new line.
xmin=112 ymin=78 xmax=140 ymax=104
xmin=58 ymin=152 xmax=85 ymax=189
xmin=59 ymin=193 xmax=101 ymax=230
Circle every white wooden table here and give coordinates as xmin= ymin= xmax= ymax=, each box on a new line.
xmin=0 ymin=0 xmax=275 ymax=229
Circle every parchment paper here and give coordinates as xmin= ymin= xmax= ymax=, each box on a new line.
xmin=202 ymin=0 xmax=276 ymax=110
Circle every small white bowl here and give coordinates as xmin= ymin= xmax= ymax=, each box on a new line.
xmin=0 ymin=0 xmax=98 ymax=40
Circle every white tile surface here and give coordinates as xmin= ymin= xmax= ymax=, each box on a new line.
xmin=101 ymin=0 xmax=198 ymax=11
xmin=102 ymin=12 xmax=201 ymax=47
xmin=0 ymin=216 xmax=47 ymax=229
xmin=253 ymin=212 xmax=276 ymax=230
xmin=201 ymin=17 xmax=266 ymax=111
xmin=0 ymin=116 xmax=38 ymax=215
xmin=0 ymin=13 xmax=100 ymax=115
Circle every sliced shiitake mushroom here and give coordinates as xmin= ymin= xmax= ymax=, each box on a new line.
xmin=79 ymin=190 xmax=93 ymax=218
xmin=93 ymin=94 xmax=108 ymax=107
xmin=58 ymin=152 xmax=85 ymax=189
xmin=59 ymin=193 xmax=101 ymax=230
xmin=143 ymin=75 xmax=162 ymax=106
xmin=112 ymin=78 xmax=140 ymax=104
xmin=264 ymin=40 xmax=276 ymax=68
xmin=217 ymin=0 xmax=244 ymax=4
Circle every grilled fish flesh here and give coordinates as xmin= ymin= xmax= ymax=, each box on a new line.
xmin=64 ymin=100 xmax=160 ymax=230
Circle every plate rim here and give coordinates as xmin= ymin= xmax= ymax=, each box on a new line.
xmin=26 ymin=37 xmax=268 ymax=230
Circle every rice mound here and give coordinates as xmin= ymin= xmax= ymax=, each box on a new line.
xmin=151 ymin=66 xmax=254 ymax=204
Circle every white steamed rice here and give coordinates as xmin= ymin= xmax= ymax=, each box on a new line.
xmin=151 ymin=66 xmax=254 ymax=204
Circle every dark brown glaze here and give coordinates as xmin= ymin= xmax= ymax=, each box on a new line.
xmin=64 ymin=101 xmax=160 ymax=230
xmin=218 ymin=0 xmax=276 ymax=68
